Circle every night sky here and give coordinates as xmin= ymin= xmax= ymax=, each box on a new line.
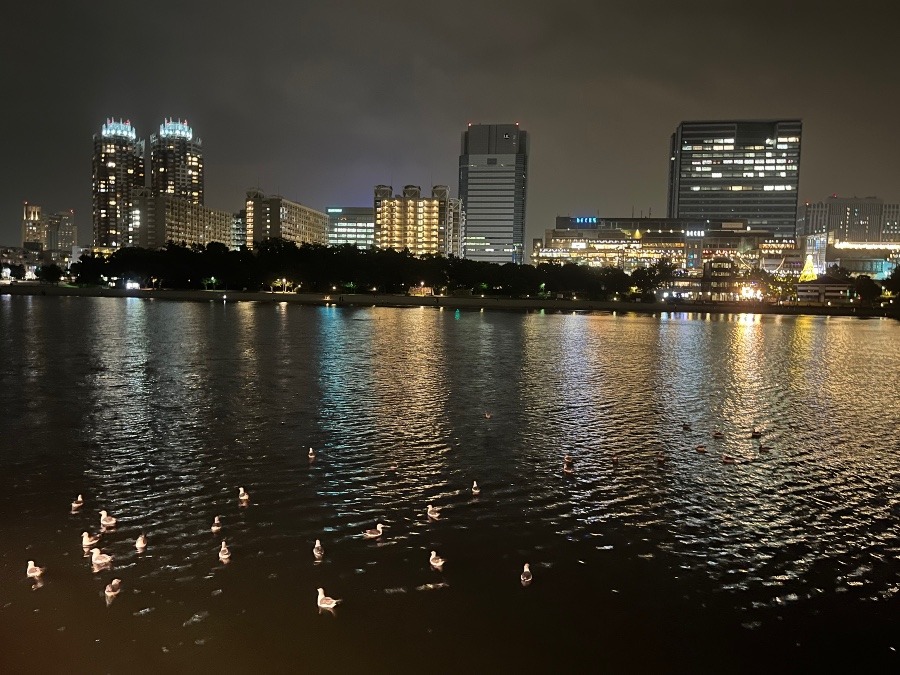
xmin=4 ymin=1 xmax=899 ymax=250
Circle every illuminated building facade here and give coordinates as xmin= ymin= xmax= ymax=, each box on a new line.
xmin=150 ymin=119 xmax=203 ymax=205
xmin=327 ymin=207 xmax=375 ymax=248
xmin=800 ymin=195 xmax=900 ymax=243
xmin=22 ymin=202 xmax=44 ymax=250
xmin=133 ymin=188 xmax=230 ymax=249
xmin=46 ymin=210 xmax=78 ymax=251
xmin=92 ymin=119 xmax=145 ymax=251
xmin=668 ymin=119 xmax=802 ymax=239
xmin=459 ymin=123 xmax=528 ymax=263
xmin=533 ymin=216 xmax=797 ymax=275
xmin=373 ymin=185 xmax=456 ymax=256
xmin=244 ymin=190 xmax=328 ymax=248
xmin=232 ymin=209 xmax=246 ymax=251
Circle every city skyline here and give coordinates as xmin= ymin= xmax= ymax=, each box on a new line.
xmin=4 ymin=2 xmax=900 ymax=252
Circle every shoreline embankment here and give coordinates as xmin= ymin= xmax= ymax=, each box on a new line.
xmin=1 ymin=283 xmax=897 ymax=319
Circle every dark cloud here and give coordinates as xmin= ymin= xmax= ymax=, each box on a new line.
xmin=3 ymin=1 xmax=899 ymax=247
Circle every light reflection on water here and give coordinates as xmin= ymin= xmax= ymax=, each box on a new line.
xmin=0 ymin=297 xmax=898 ymax=673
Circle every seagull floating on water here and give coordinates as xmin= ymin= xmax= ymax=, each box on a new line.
xmin=105 ymin=578 xmax=122 ymax=599
xmin=90 ymin=548 xmax=113 ymax=567
xmin=316 ymin=587 xmax=341 ymax=610
xmin=219 ymin=540 xmax=231 ymax=563
xmin=429 ymin=551 xmax=446 ymax=570
xmin=211 ymin=516 xmax=222 ymax=534
xmin=471 ymin=481 xmax=481 ymax=496
xmin=362 ymin=523 xmax=385 ymax=539
xmin=26 ymin=560 xmax=44 ymax=579
xmin=238 ymin=487 xmax=250 ymax=506
xmin=308 ymin=447 xmax=316 ymax=459
xmin=135 ymin=533 xmax=148 ymax=552
xmin=71 ymin=494 xmax=84 ymax=510
xmin=484 ymin=412 xmax=492 ymax=419
xmin=695 ymin=444 xmax=707 ymax=453
xmin=313 ymin=539 xmax=325 ymax=559
xmin=521 ymin=563 xmax=533 ymax=586
xmin=426 ymin=504 xmax=441 ymax=520
xmin=81 ymin=531 xmax=101 ymax=547
xmin=99 ymin=510 xmax=117 ymax=528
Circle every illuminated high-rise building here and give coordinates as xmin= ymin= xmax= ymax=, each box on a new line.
xmin=244 ymin=190 xmax=328 ymax=248
xmin=458 ymin=123 xmax=528 ymax=263
xmin=150 ymin=119 xmax=203 ymax=205
xmin=46 ymin=210 xmax=78 ymax=251
xmin=373 ymin=185 xmax=454 ymax=256
xmin=22 ymin=202 xmax=44 ymax=249
xmin=667 ymin=120 xmax=802 ymax=238
xmin=92 ymin=119 xmax=145 ymax=251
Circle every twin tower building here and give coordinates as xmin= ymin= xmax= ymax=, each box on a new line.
xmin=91 ymin=119 xmax=529 ymax=264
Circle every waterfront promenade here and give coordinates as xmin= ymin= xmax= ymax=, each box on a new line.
xmin=1 ymin=282 xmax=897 ymax=318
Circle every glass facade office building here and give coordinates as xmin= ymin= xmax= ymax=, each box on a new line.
xmin=327 ymin=207 xmax=375 ymax=248
xmin=667 ymin=120 xmax=802 ymax=239
xmin=458 ymin=123 xmax=528 ymax=263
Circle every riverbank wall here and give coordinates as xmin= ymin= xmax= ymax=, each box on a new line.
xmin=2 ymin=283 xmax=897 ymax=319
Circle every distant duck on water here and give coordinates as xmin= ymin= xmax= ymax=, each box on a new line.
xmin=99 ymin=510 xmax=117 ymax=528
xmin=135 ymin=533 xmax=148 ymax=552
xmin=695 ymin=444 xmax=707 ymax=453
xmin=313 ymin=539 xmax=324 ymax=560
xmin=427 ymin=504 xmax=441 ymax=520
xmin=71 ymin=494 xmax=84 ymax=511
xmin=81 ymin=531 xmax=101 ymax=548
xmin=521 ymin=563 xmax=533 ymax=586
xmin=317 ymin=587 xmax=341 ymax=610
xmin=429 ymin=550 xmax=446 ymax=570
xmin=238 ymin=487 xmax=250 ymax=506
xmin=471 ymin=481 xmax=481 ymax=496
xmin=105 ymin=578 xmax=122 ymax=599
xmin=713 ymin=431 xmax=724 ymax=440
xmin=26 ymin=560 xmax=44 ymax=579
xmin=682 ymin=423 xmax=692 ymax=431
xmin=219 ymin=540 xmax=231 ymax=563
xmin=721 ymin=453 xmax=737 ymax=465
xmin=363 ymin=523 xmax=385 ymax=539
xmin=308 ymin=447 xmax=316 ymax=460
xmin=90 ymin=548 xmax=113 ymax=568
xmin=211 ymin=516 xmax=222 ymax=534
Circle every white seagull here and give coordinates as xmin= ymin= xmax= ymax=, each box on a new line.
xmin=81 ymin=531 xmax=101 ymax=548
xmin=26 ymin=560 xmax=44 ymax=579
xmin=316 ymin=587 xmax=341 ymax=610
xmin=135 ymin=533 xmax=148 ymax=552
xmin=238 ymin=487 xmax=250 ymax=506
xmin=521 ymin=563 xmax=533 ymax=586
xmin=308 ymin=447 xmax=316 ymax=459
xmin=105 ymin=578 xmax=122 ymax=599
xmin=471 ymin=481 xmax=481 ymax=496
xmin=99 ymin=510 xmax=117 ymax=528
xmin=426 ymin=504 xmax=441 ymax=520
xmin=429 ymin=550 xmax=446 ymax=570
xmin=71 ymin=494 xmax=84 ymax=510
xmin=211 ymin=515 xmax=222 ymax=534
xmin=362 ymin=523 xmax=385 ymax=539
xmin=90 ymin=548 xmax=113 ymax=567
xmin=313 ymin=539 xmax=325 ymax=559
xmin=219 ymin=540 xmax=231 ymax=563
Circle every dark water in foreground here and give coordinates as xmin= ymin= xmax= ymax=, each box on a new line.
xmin=1 ymin=295 xmax=898 ymax=674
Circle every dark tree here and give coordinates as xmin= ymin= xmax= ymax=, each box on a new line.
xmin=38 ymin=264 xmax=63 ymax=285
